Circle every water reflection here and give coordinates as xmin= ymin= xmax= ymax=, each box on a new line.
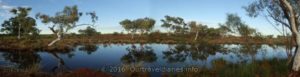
xmin=236 ymin=44 xmax=263 ymax=55
xmin=0 ymin=44 xmax=290 ymax=77
xmin=2 ymin=51 xmax=40 ymax=68
xmin=163 ymin=44 xmax=226 ymax=63
xmin=79 ymin=44 xmax=99 ymax=55
xmin=49 ymin=52 xmax=69 ymax=73
xmin=121 ymin=44 xmax=157 ymax=64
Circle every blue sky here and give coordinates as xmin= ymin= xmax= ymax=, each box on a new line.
xmin=0 ymin=0 xmax=282 ymax=35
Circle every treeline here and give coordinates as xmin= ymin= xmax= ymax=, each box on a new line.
xmin=0 ymin=5 xmax=280 ymax=46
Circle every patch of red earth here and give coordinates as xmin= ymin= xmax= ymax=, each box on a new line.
xmin=57 ymin=68 xmax=112 ymax=77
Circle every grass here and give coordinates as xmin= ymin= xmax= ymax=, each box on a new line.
xmin=0 ymin=59 xmax=293 ymax=77
xmin=162 ymin=58 xmax=290 ymax=77
xmin=0 ymin=34 xmax=285 ymax=52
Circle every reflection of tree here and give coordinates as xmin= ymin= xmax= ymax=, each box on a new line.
xmin=225 ymin=44 xmax=264 ymax=62
xmin=163 ymin=44 xmax=225 ymax=63
xmin=240 ymin=44 xmax=262 ymax=54
xmin=121 ymin=44 xmax=157 ymax=64
xmin=79 ymin=44 xmax=98 ymax=55
xmin=2 ymin=51 xmax=40 ymax=69
xmin=163 ymin=44 xmax=189 ymax=63
xmin=190 ymin=44 xmax=225 ymax=61
xmin=49 ymin=52 xmax=69 ymax=73
xmin=232 ymin=44 xmax=263 ymax=57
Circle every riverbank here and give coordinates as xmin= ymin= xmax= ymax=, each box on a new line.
xmin=0 ymin=34 xmax=286 ymax=52
xmin=0 ymin=67 xmax=112 ymax=77
xmin=0 ymin=58 xmax=293 ymax=77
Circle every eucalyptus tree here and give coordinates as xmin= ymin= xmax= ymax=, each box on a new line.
xmin=161 ymin=15 xmax=187 ymax=35
xmin=238 ymin=24 xmax=257 ymax=38
xmin=1 ymin=7 xmax=39 ymax=39
xmin=222 ymin=13 xmax=257 ymax=38
xmin=36 ymin=5 xmax=98 ymax=46
xmin=120 ymin=17 xmax=155 ymax=38
xmin=218 ymin=24 xmax=231 ymax=37
xmin=135 ymin=17 xmax=155 ymax=35
xmin=188 ymin=21 xmax=208 ymax=41
xmin=78 ymin=26 xmax=98 ymax=36
xmin=120 ymin=19 xmax=136 ymax=39
xmin=244 ymin=0 xmax=300 ymax=71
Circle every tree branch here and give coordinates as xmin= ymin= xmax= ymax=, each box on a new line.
xmin=280 ymin=0 xmax=299 ymax=34
xmin=266 ymin=9 xmax=290 ymax=28
xmin=49 ymin=25 xmax=57 ymax=34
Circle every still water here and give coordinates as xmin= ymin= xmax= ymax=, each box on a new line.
xmin=0 ymin=44 xmax=292 ymax=76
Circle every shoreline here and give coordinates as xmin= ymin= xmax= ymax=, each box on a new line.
xmin=0 ymin=34 xmax=287 ymax=52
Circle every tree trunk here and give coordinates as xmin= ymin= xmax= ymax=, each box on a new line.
xmin=292 ymin=34 xmax=300 ymax=71
xmin=18 ymin=24 xmax=21 ymax=39
xmin=167 ymin=28 xmax=171 ymax=36
xmin=48 ymin=32 xmax=62 ymax=46
xmin=50 ymin=52 xmax=67 ymax=72
xmin=131 ymin=32 xmax=134 ymax=39
xmin=194 ymin=31 xmax=199 ymax=41
xmin=140 ymin=30 xmax=144 ymax=36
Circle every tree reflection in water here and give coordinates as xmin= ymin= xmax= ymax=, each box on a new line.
xmin=121 ymin=44 xmax=157 ymax=64
xmin=238 ymin=44 xmax=263 ymax=56
xmin=163 ymin=44 xmax=189 ymax=63
xmin=44 ymin=48 xmax=75 ymax=73
xmin=49 ymin=52 xmax=70 ymax=73
xmin=79 ymin=44 xmax=99 ymax=55
xmin=2 ymin=51 xmax=41 ymax=69
xmin=189 ymin=44 xmax=227 ymax=61
xmin=163 ymin=44 xmax=226 ymax=63
xmin=162 ymin=44 xmax=277 ymax=64
xmin=161 ymin=44 xmax=289 ymax=77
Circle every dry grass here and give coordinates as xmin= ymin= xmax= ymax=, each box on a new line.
xmin=0 ymin=34 xmax=284 ymax=52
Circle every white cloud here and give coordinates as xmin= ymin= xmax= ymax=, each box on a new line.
xmin=1 ymin=5 xmax=13 ymax=10
xmin=0 ymin=0 xmax=15 ymax=19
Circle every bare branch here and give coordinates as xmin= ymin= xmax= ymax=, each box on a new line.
xmin=266 ymin=9 xmax=290 ymax=28
xmin=263 ymin=14 xmax=284 ymax=35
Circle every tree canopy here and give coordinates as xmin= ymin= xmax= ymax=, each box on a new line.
xmin=36 ymin=5 xmax=98 ymax=46
xmin=161 ymin=15 xmax=187 ymax=34
xmin=221 ymin=13 xmax=257 ymax=37
xmin=244 ymin=0 xmax=300 ymax=71
xmin=120 ymin=17 xmax=155 ymax=37
xmin=1 ymin=7 xmax=40 ymax=38
xmin=78 ymin=26 xmax=99 ymax=36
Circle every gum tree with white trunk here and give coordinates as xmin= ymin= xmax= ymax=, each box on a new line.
xmin=244 ymin=0 xmax=300 ymax=71
xmin=36 ymin=5 xmax=98 ymax=46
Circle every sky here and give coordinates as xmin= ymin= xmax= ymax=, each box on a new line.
xmin=0 ymin=0 xmax=283 ymax=35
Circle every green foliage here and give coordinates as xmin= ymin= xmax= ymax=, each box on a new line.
xmin=243 ymin=0 xmax=300 ymax=37
xmin=135 ymin=17 xmax=155 ymax=35
xmin=221 ymin=13 xmax=257 ymax=37
xmin=36 ymin=5 xmax=97 ymax=34
xmin=161 ymin=15 xmax=188 ymax=34
xmin=188 ymin=21 xmax=204 ymax=33
xmin=187 ymin=21 xmax=222 ymax=39
xmin=218 ymin=24 xmax=231 ymax=36
xmin=120 ymin=19 xmax=134 ymax=33
xmin=113 ymin=32 xmax=119 ymax=35
xmin=78 ymin=26 xmax=98 ymax=36
xmin=1 ymin=7 xmax=40 ymax=38
xmin=36 ymin=5 xmax=82 ymax=34
xmin=120 ymin=17 xmax=155 ymax=35
xmin=238 ymin=25 xmax=257 ymax=37
xmin=36 ymin=5 xmax=97 ymax=46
